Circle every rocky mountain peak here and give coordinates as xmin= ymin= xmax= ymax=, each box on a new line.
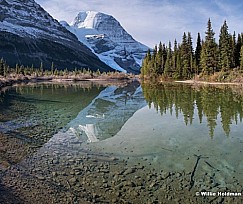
xmin=65 ymin=11 xmax=149 ymax=73
xmin=71 ymin=11 xmax=99 ymax=28
xmin=71 ymin=11 xmax=134 ymax=43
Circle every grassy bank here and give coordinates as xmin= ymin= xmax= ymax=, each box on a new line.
xmin=0 ymin=72 xmax=136 ymax=90
xmin=141 ymin=69 xmax=243 ymax=85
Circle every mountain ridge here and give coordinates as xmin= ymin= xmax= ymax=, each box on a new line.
xmin=0 ymin=1 xmax=113 ymax=72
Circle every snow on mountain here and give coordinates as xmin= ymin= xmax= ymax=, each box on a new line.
xmin=61 ymin=11 xmax=149 ymax=74
xmin=0 ymin=1 xmax=113 ymax=71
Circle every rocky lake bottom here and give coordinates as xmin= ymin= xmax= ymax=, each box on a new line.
xmin=0 ymin=81 xmax=243 ymax=204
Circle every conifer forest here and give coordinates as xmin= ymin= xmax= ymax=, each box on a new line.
xmin=141 ymin=19 xmax=243 ymax=80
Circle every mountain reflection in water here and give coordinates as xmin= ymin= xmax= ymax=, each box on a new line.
xmin=67 ymin=80 xmax=147 ymax=142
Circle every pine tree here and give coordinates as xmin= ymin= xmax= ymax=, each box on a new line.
xmin=40 ymin=62 xmax=43 ymax=75
xmin=235 ymin=33 xmax=242 ymax=67
xmin=30 ymin=64 xmax=34 ymax=74
xmin=240 ymin=46 xmax=243 ymax=70
xmin=181 ymin=32 xmax=190 ymax=78
xmin=0 ymin=58 xmax=4 ymax=76
xmin=175 ymin=48 xmax=182 ymax=78
xmin=16 ymin=64 xmax=20 ymax=74
xmin=219 ymin=20 xmax=231 ymax=71
xmin=141 ymin=49 xmax=152 ymax=76
xmin=195 ymin=33 xmax=202 ymax=74
xmin=156 ymin=42 xmax=163 ymax=74
xmin=200 ymin=18 xmax=218 ymax=75
xmin=187 ymin=32 xmax=194 ymax=76
xmin=164 ymin=41 xmax=172 ymax=76
xmin=161 ymin=43 xmax=167 ymax=73
xmin=172 ymin=39 xmax=178 ymax=72
xmin=4 ymin=64 xmax=9 ymax=77
xmin=51 ymin=62 xmax=54 ymax=75
xmin=20 ymin=65 xmax=24 ymax=75
xmin=231 ymin=32 xmax=236 ymax=68
xmin=152 ymin=45 xmax=159 ymax=74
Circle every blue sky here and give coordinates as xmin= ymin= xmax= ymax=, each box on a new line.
xmin=36 ymin=0 xmax=243 ymax=47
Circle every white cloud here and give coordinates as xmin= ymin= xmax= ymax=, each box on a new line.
xmin=36 ymin=0 xmax=243 ymax=48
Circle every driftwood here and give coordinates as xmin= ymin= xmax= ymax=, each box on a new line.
xmin=189 ymin=154 xmax=208 ymax=191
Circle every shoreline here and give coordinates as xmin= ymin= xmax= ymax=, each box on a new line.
xmin=2 ymin=76 xmax=243 ymax=91
xmin=0 ymin=76 xmax=135 ymax=91
xmin=175 ymin=80 xmax=243 ymax=86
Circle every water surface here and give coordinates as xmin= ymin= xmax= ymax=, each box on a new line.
xmin=0 ymin=81 xmax=242 ymax=203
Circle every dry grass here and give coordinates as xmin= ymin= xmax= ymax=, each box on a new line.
xmin=0 ymin=72 xmax=135 ymax=89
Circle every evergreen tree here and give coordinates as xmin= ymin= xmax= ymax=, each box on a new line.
xmin=0 ymin=58 xmax=4 ymax=76
xmin=156 ymin=42 xmax=163 ymax=74
xmin=4 ymin=64 xmax=9 ymax=77
xmin=175 ymin=48 xmax=182 ymax=78
xmin=51 ymin=62 xmax=54 ymax=75
xmin=141 ymin=49 xmax=152 ymax=76
xmin=30 ymin=64 xmax=34 ymax=74
xmin=16 ymin=64 xmax=20 ymax=74
xmin=187 ymin=32 xmax=194 ymax=76
xmin=152 ymin=45 xmax=159 ymax=74
xmin=20 ymin=65 xmax=24 ymax=75
xmin=240 ymin=46 xmax=243 ymax=70
xmin=141 ymin=18 xmax=240 ymax=80
xmin=200 ymin=18 xmax=218 ymax=75
xmin=172 ymin=39 xmax=178 ymax=72
xmin=231 ymin=32 xmax=236 ymax=68
xmin=40 ymin=62 xmax=43 ymax=75
xmin=195 ymin=33 xmax=202 ymax=74
xmin=219 ymin=20 xmax=231 ymax=71
xmin=161 ymin=43 xmax=167 ymax=73
xmin=54 ymin=68 xmax=58 ymax=76
xmin=235 ymin=33 xmax=242 ymax=67
xmin=181 ymin=32 xmax=190 ymax=78
xmin=164 ymin=41 xmax=172 ymax=76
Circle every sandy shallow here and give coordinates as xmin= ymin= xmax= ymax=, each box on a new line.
xmin=1 ymin=127 xmax=242 ymax=204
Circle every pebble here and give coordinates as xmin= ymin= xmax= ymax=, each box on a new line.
xmin=149 ymin=182 xmax=157 ymax=188
xmin=115 ymin=183 xmax=124 ymax=190
xmin=52 ymin=172 xmax=57 ymax=177
xmin=123 ymin=168 xmax=135 ymax=175
xmin=161 ymin=171 xmax=170 ymax=179
xmin=36 ymin=176 xmax=45 ymax=181
xmin=124 ymin=181 xmax=136 ymax=187
xmin=69 ymin=178 xmax=78 ymax=185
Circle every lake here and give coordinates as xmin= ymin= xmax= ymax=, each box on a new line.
xmin=0 ymin=81 xmax=242 ymax=203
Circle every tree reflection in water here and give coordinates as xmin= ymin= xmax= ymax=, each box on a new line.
xmin=142 ymin=82 xmax=243 ymax=137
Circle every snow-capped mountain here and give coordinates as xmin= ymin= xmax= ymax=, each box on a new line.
xmin=0 ymin=1 xmax=113 ymax=71
xmin=61 ymin=11 xmax=149 ymax=74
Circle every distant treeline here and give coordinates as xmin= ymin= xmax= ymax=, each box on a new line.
xmin=0 ymin=59 xmax=130 ymax=80
xmin=141 ymin=19 xmax=243 ymax=80
xmin=0 ymin=59 xmax=102 ymax=77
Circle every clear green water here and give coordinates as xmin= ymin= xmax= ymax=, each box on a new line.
xmin=0 ymin=81 xmax=242 ymax=202
xmin=0 ymin=82 xmax=105 ymax=167
xmin=85 ymin=83 xmax=243 ymax=185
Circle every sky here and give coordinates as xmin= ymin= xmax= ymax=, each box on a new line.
xmin=35 ymin=0 xmax=243 ymax=48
